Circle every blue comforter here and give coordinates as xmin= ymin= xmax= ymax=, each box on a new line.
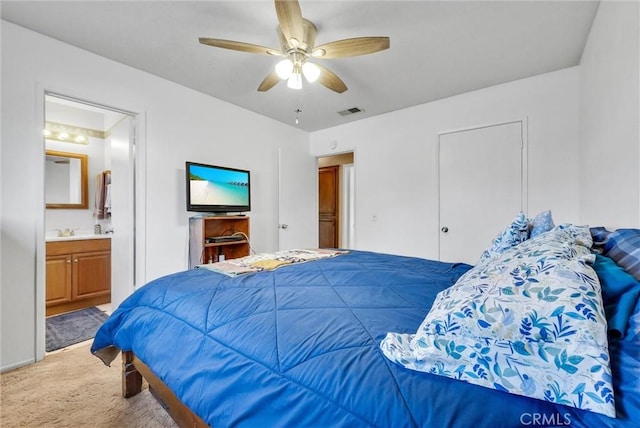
xmin=92 ymin=250 xmax=640 ymax=427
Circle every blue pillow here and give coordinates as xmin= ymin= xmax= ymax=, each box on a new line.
xmin=590 ymin=226 xmax=612 ymax=253
xmin=590 ymin=226 xmax=612 ymax=244
xmin=529 ymin=210 xmax=554 ymax=238
xmin=592 ymin=254 xmax=640 ymax=339
xmin=603 ymin=229 xmax=640 ymax=281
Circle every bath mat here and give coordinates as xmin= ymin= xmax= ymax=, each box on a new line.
xmin=46 ymin=307 xmax=108 ymax=352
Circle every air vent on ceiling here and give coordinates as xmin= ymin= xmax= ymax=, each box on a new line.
xmin=338 ymin=107 xmax=365 ymax=117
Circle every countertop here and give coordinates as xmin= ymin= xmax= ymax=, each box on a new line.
xmin=46 ymin=234 xmax=112 ymax=242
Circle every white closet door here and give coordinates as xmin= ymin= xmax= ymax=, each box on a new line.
xmin=439 ymin=121 xmax=524 ymax=265
xmin=278 ymin=148 xmax=318 ymax=250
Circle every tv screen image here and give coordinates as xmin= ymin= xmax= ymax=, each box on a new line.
xmin=186 ymin=162 xmax=250 ymax=213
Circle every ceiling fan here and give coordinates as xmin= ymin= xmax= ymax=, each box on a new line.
xmin=199 ymin=0 xmax=390 ymax=93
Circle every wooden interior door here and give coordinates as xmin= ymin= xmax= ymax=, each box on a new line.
xmin=319 ymin=166 xmax=339 ymax=248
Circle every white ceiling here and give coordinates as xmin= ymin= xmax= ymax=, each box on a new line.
xmin=1 ymin=1 xmax=599 ymax=131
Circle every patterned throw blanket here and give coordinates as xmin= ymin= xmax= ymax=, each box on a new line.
xmin=380 ymin=225 xmax=616 ymax=417
xmin=196 ymin=248 xmax=348 ymax=277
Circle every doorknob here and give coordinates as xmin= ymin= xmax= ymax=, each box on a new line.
xmin=279 ymin=224 xmax=288 ymax=229
xmin=441 ymin=226 xmax=449 ymax=233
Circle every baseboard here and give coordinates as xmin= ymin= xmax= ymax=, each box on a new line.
xmin=1 ymin=357 xmax=36 ymax=373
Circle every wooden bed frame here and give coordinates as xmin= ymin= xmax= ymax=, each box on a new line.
xmin=122 ymin=351 xmax=208 ymax=427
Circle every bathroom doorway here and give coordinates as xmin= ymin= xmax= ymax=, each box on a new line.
xmin=43 ymin=93 xmax=141 ymax=352
xmin=318 ymin=152 xmax=355 ymax=249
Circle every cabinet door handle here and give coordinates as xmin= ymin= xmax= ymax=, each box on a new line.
xmin=73 ymin=259 xmax=79 ymax=263
xmin=66 ymin=259 xmax=71 ymax=264
xmin=441 ymin=226 xmax=449 ymax=233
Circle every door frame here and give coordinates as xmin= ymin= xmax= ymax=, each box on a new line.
xmin=317 ymin=152 xmax=356 ymax=250
xmin=436 ymin=118 xmax=528 ymax=260
xmin=36 ymin=89 xmax=146 ymax=360
xmin=342 ymin=163 xmax=355 ymax=249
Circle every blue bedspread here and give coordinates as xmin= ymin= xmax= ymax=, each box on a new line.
xmin=92 ymin=250 xmax=640 ymax=427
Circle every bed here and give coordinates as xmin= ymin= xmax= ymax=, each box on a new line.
xmin=91 ymin=219 xmax=640 ymax=428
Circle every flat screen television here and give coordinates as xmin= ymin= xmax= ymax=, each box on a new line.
xmin=185 ymin=161 xmax=251 ymax=213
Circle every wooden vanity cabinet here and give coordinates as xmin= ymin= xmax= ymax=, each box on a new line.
xmin=46 ymin=238 xmax=111 ymax=316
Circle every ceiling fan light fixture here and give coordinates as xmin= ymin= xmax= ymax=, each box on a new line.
xmin=302 ymin=62 xmax=320 ymax=83
xmin=275 ymin=59 xmax=294 ymax=79
xmin=199 ymin=0 xmax=389 ymax=93
xmin=287 ymin=72 xmax=302 ymax=89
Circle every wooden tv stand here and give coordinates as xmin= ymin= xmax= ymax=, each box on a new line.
xmin=188 ymin=215 xmax=250 ymax=268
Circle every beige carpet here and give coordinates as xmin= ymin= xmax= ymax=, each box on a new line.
xmin=1 ymin=342 xmax=177 ymax=427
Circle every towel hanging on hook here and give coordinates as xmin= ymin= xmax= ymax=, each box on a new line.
xmin=94 ymin=170 xmax=111 ymax=219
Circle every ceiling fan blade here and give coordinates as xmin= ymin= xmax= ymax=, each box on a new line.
xmin=315 ymin=64 xmax=348 ymax=93
xmin=274 ymin=0 xmax=304 ymax=46
xmin=314 ymin=37 xmax=390 ymax=58
xmin=257 ymin=71 xmax=281 ymax=92
xmin=199 ymin=38 xmax=281 ymax=55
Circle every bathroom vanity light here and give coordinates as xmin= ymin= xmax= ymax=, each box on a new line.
xmin=43 ymin=121 xmax=106 ymax=145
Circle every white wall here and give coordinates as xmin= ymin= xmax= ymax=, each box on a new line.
xmin=579 ymin=0 xmax=640 ymax=229
xmin=311 ymin=67 xmax=581 ymax=260
xmin=1 ymin=22 xmax=308 ymax=370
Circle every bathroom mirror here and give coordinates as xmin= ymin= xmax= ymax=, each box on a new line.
xmin=45 ymin=150 xmax=89 ymax=209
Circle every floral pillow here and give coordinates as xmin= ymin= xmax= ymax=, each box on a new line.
xmin=478 ymin=211 xmax=529 ymax=264
xmin=529 ymin=210 xmax=555 ymax=238
xmin=380 ymin=225 xmax=615 ymax=417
